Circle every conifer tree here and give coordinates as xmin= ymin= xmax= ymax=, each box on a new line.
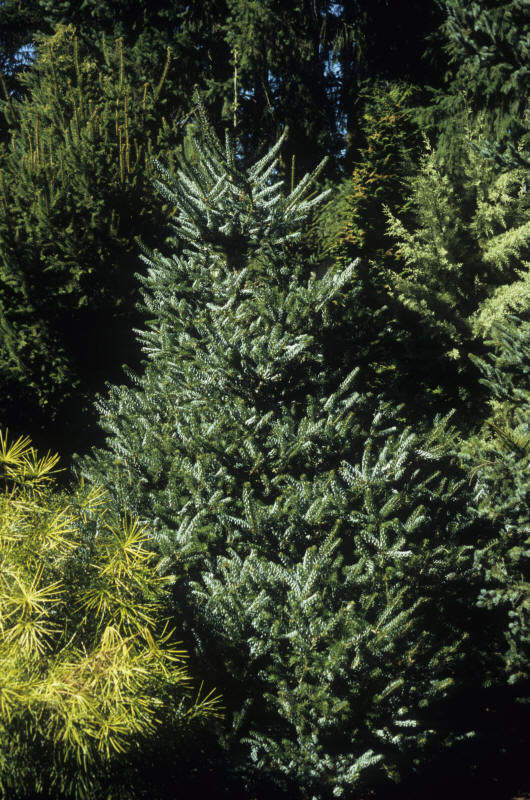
xmin=317 ymin=82 xmax=422 ymax=267
xmin=383 ymin=116 xmax=530 ymax=418
xmin=461 ymin=317 xmax=530 ymax=697
xmin=419 ymin=0 xmax=529 ymax=170
xmin=0 ymin=24 xmax=181 ymax=458
xmin=79 ymin=105 xmax=500 ymax=797
xmin=0 ymin=430 xmax=221 ymax=799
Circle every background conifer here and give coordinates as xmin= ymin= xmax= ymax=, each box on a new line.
xmin=461 ymin=317 xmax=530 ymax=696
xmin=419 ymin=0 xmax=529 ymax=170
xmin=0 ymin=0 xmax=445 ymax=178
xmin=312 ymin=82 xmax=429 ymax=424
xmin=383 ymin=116 xmax=530 ymax=423
xmin=0 ymin=25 xmax=182 ymax=459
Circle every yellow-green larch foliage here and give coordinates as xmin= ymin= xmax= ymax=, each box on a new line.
xmin=0 ymin=431 xmax=222 ymax=799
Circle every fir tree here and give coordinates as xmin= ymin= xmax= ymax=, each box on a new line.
xmin=79 ymin=106 xmax=498 ymax=797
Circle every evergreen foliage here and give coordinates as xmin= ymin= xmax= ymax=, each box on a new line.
xmin=310 ymin=81 xmax=441 ymax=426
xmin=419 ymin=0 xmax=529 ymax=169
xmin=0 ymin=0 xmax=355 ymax=176
xmin=0 ymin=2 xmax=527 ymax=793
xmin=0 ymin=430 xmax=221 ymax=799
xmin=79 ymin=108 xmax=504 ymax=797
xmin=0 ymin=24 xmax=181 ymax=457
xmin=461 ymin=317 xmax=530 ymax=697
xmin=0 ymin=1 xmax=446 ymax=178
xmin=316 ymin=82 xmax=422 ymax=267
xmin=440 ymin=0 xmax=529 ymax=121
xmin=383 ymin=117 xmax=530 ymax=412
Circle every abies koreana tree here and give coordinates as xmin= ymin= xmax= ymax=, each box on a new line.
xmin=79 ymin=104 xmax=506 ymax=797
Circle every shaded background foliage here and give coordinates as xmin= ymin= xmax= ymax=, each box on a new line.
xmin=0 ymin=0 xmax=446 ymax=170
xmin=0 ymin=24 xmax=183 ymax=461
xmin=0 ymin=1 xmax=528 ymax=796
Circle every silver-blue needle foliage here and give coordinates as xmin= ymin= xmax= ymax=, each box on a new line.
xmin=79 ymin=99 xmax=491 ymax=798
